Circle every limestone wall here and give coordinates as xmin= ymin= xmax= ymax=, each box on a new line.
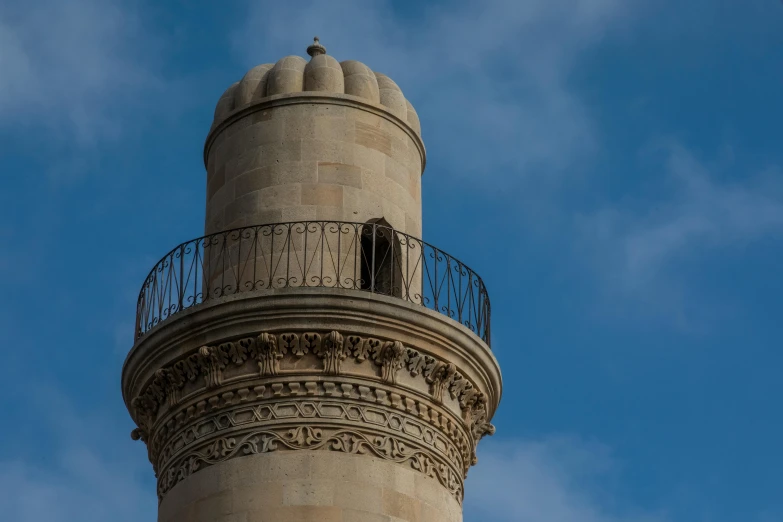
xmin=125 ymin=42 xmax=498 ymax=522
xmin=159 ymin=452 xmax=462 ymax=522
xmin=204 ymin=95 xmax=425 ymax=238
xmin=124 ymin=289 xmax=501 ymax=522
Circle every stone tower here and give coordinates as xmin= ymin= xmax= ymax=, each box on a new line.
xmin=123 ymin=38 xmax=501 ymax=522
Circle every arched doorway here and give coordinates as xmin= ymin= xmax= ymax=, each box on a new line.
xmin=360 ymin=218 xmax=403 ymax=298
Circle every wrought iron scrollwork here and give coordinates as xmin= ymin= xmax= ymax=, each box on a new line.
xmin=134 ymin=221 xmax=491 ymax=345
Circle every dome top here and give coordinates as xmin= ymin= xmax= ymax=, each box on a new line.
xmin=306 ymin=36 xmax=326 ymax=57
xmin=211 ymin=37 xmax=421 ymax=135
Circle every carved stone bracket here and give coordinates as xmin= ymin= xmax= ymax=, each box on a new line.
xmin=131 ymin=329 xmax=495 ymax=474
xmin=197 ymin=345 xmax=226 ymax=389
xmin=375 ymin=340 xmax=406 ymax=384
xmin=257 ymin=332 xmax=285 ymax=376
xmin=313 ymin=331 xmax=346 ymax=375
xmin=156 ymin=368 xmax=184 ymax=407
xmin=425 ymin=361 xmax=457 ymax=403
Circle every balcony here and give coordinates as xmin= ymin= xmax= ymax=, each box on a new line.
xmin=134 ymin=221 xmax=491 ymax=345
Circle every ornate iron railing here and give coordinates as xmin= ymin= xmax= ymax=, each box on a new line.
xmin=135 ymin=221 xmax=491 ymax=345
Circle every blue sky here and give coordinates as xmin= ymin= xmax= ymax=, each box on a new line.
xmin=1 ymin=0 xmax=781 ymax=520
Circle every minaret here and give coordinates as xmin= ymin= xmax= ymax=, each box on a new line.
xmin=123 ymin=38 xmax=501 ymax=522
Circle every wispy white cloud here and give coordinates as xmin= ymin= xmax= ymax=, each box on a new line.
xmin=229 ymin=1 xmax=783 ymax=330
xmin=0 ymin=0 xmax=161 ymax=143
xmin=465 ymin=436 xmax=667 ymax=522
xmin=0 ymin=392 xmax=155 ymax=522
xmin=575 ymin=143 xmax=783 ymax=326
xmin=232 ymin=0 xmax=633 ymax=180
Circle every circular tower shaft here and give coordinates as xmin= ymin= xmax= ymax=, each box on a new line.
xmin=123 ymin=39 xmax=500 ymax=522
xmin=205 ymin=54 xmax=425 ymax=238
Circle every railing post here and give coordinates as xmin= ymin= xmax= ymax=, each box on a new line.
xmin=433 ymin=246 xmax=438 ymax=313
xmin=389 ymin=227 xmax=395 ymax=297
xmin=178 ymin=243 xmax=185 ymax=312
xmin=370 ymin=223 xmax=376 ymax=294
xmin=194 ymin=239 xmax=201 ymax=305
xmin=133 ymin=221 xmax=492 ymax=347
xmin=353 ymin=224 xmax=359 ymax=290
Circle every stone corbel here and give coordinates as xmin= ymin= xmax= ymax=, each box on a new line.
xmin=374 ymin=340 xmax=406 ymax=384
xmin=425 ymin=361 xmax=457 ymax=403
xmin=257 ymin=332 xmax=286 ymax=376
xmin=197 ymin=345 xmax=226 ymax=389
xmin=156 ymin=368 xmax=183 ymax=407
xmin=468 ymin=395 xmax=495 ymax=464
xmin=314 ymin=331 xmax=346 ymax=375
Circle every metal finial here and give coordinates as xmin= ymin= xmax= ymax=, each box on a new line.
xmin=306 ymin=36 xmax=326 ymax=58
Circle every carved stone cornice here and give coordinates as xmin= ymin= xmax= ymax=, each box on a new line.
xmin=151 ymin=377 xmax=470 ymax=468
xmin=124 ymin=291 xmax=501 ymax=510
xmin=313 ymin=331 xmax=346 ymax=375
xmin=122 ymin=289 xmax=501 ymax=418
xmin=130 ymin=328 xmax=494 ymax=503
xmin=133 ymin=331 xmax=492 ymax=442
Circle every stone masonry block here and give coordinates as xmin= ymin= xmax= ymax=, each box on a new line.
xmin=232 ymin=483 xmax=284 ymax=513
xmin=300 ymin=183 xmax=343 ymax=207
xmin=382 ymin=489 xmax=421 ymax=521
xmin=207 ymin=165 xmax=226 ymax=201
xmin=259 ymin=506 xmax=342 ymax=522
xmin=194 ymin=491 xmax=233 ymax=522
xmin=225 ymin=192 xmax=261 ymax=224
xmin=384 ymin=155 xmax=409 ymax=191
xmin=352 ymin=144 xmax=386 ymax=176
xmin=234 ymin=167 xmax=277 ymax=196
xmin=258 ymin=184 xmax=301 ymax=209
xmin=308 ymin=451 xmax=358 ymax=482
xmin=355 ymin=120 xmax=393 ymax=157
xmin=255 ymin=141 xmax=303 ymax=167
xmin=380 ymin=200 xmax=406 ymax=232
xmin=282 ymin=114 xmax=319 ymax=142
xmin=342 ymin=510 xmax=393 ymax=522
xmin=281 ymin=205 xmax=317 ymax=222
xmin=283 ymin=480 xmax=336 ymax=506
xmin=315 ymin=205 xmax=343 ymax=221
xmin=301 ymin=139 xmax=355 ymax=164
xmin=314 ymin=117 xmax=355 ymax=143
xmin=332 ymin=481 xmax=383 ymax=512
xmin=225 ymin=209 xmax=281 ymax=230
xmin=317 ymin=162 xmax=362 ymax=188
xmin=275 ymin=161 xmax=318 ymax=184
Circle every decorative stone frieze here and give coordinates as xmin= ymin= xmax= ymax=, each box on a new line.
xmin=376 ymin=340 xmax=406 ymax=384
xmin=124 ymin=39 xmax=501 ymax=522
xmin=313 ymin=330 xmax=346 ymax=375
xmin=133 ymin=331 xmax=490 ymax=422
xmin=256 ymin=332 xmax=284 ymax=376
xmin=155 ymin=394 xmax=467 ymax=502
xmin=130 ymin=328 xmax=496 ymax=504
xmin=301 ymin=332 xmax=321 ymax=356
xmin=151 ymin=378 xmax=471 ymax=470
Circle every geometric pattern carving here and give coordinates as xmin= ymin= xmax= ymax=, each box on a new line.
xmin=152 ymin=379 xmax=472 ymax=475
xmin=156 ymin=398 xmax=465 ymax=502
xmin=130 ymin=330 xmax=496 ymax=504
xmin=161 ymin=426 xmax=463 ymax=502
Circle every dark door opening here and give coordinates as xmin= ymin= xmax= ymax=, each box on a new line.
xmin=360 ymin=218 xmax=403 ymax=297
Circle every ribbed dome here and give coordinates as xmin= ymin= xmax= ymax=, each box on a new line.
xmin=212 ymin=38 xmax=420 ymax=135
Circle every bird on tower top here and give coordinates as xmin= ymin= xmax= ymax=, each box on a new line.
xmin=306 ymin=36 xmax=326 ymax=57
